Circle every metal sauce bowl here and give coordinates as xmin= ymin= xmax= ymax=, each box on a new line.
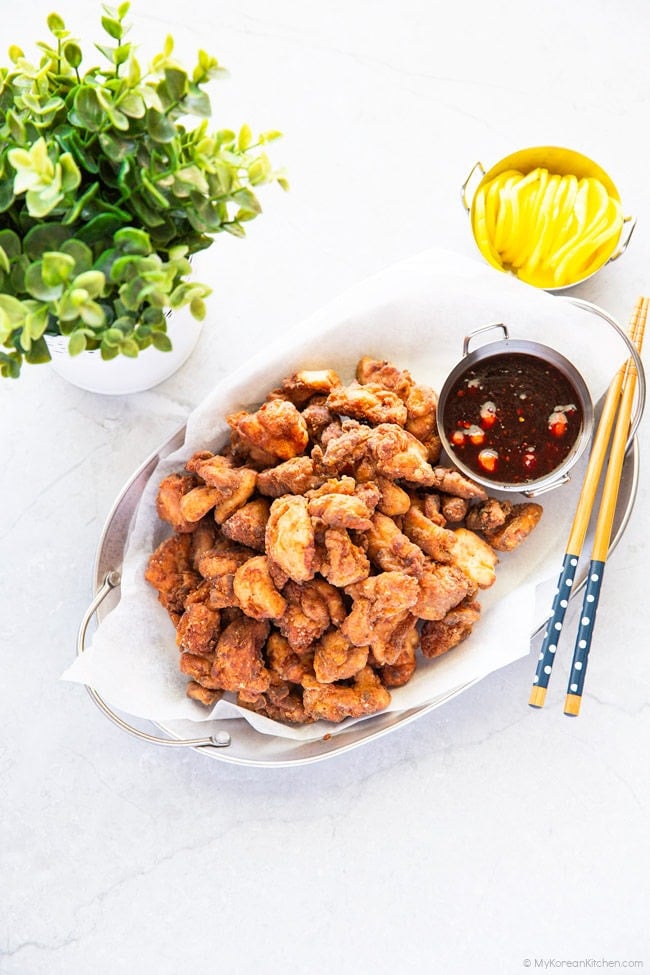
xmin=437 ymin=324 xmax=594 ymax=496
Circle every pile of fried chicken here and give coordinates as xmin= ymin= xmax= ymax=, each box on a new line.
xmin=145 ymin=356 xmax=542 ymax=726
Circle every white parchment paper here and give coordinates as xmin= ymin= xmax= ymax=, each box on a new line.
xmin=62 ymin=247 xmax=631 ymax=741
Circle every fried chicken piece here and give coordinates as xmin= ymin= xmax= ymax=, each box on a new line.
xmin=307 ymin=491 xmax=374 ymax=531
xmin=404 ymin=382 xmax=438 ymax=441
xmin=256 ymin=456 xmax=321 ymax=497
xmin=413 ymin=562 xmax=473 ymax=620
xmin=313 ymin=628 xmax=369 ymax=683
xmin=326 ymin=381 xmax=408 ymax=426
xmin=342 ymin=571 xmax=420 ymax=657
xmin=452 ymin=528 xmax=498 ymax=589
xmin=379 ymin=642 xmax=417 ymax=687
xmin=227 ymin=428 xmax=279 ymax=469
xmin=319 ymin=528 xmax=370 ymax=587
xmin=145 ymin=534 xmax=201 ymax=618
xmin=376 ymin=476 xmax=411 ymax=516
xmin=429 ymin=467 xmax=488 ymax=500
xmin=440 ymin=493 xmax=470 ymax=523
xmin=355 ymin=356 xmax=412 ymax=398
xmin=422 ymin=492 xmax=445 ymax=525
xmin=465 ymin=497 xmax=512 ymax=533
xmin=179 ymin=651 xmax=223 ymax=689
xmin=186 ymin=682 xmax=224 ymax=707
xmin=420 ymin=598 xmax=482 ymax=658
xmin=233 ymin=555 xmax=288 ymax=620
xmin=265 ymin=495 xmax=318 ymax=583
xmin=366 ymin=423 xmax=436 ymax=486
xmin=197 ymin=546 xmax=254 ymax=608
xmin=238 ymin=675 xmax=314 ymax=724
xmin=175 ymin=601 xmax=222 ymax=654
xmin=277 ymin=369 xmax=342 ymax=406
xmin=482 ymin=502 xmax=543 ymax=551
xmin=179 ymin=484 xmax=223 ymax=523
xmin=302 ymin=666 xmax=391 ymax=722
xmin=318 ymin=419 xmax=372 ymax=476
xmin=187 ymin=451 xmax=233 ymax=482
xmin=227 ymin=399 xmax=309 ymax=461
xmin=276 ymin=578 xmax=346 ymax=651
xmin=265 ymin=631 xmax=313 ymax=683
xmin=364 ymin=511 xmax=426 ymax=576
xmin=190 ymin=517 xmax=218 ymax=568
xmin=220 ymin=497 xmax=271 ymax=551
xmin=155 ymin=472 xmax=200 ymax=532
xmin=401 ymin=505 xmax=457 ymax=562
xmin=362 ymin=610 xmax=420 ymax=666
xmin=301 ymin=397 xmax=335 ymax=442
xmin=210 ymin=617 xmax=271 ymax=694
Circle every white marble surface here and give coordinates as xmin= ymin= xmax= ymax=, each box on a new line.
xmin=2 ymin=1 xmax=649 ymax=972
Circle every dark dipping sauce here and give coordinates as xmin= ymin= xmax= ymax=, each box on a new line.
xmin=442 ymin=352 xmax=583 ymax=484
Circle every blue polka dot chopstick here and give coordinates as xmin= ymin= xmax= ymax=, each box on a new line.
xmin=529 ymin=296 xmax=647 ymax=713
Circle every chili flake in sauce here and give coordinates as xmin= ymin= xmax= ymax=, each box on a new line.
xmin=442 ymin=352 xmax=583 ymax=484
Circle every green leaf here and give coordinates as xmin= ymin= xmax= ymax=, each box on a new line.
xmin=151 ymin=330 xmax=172 ymax=351
xmin=99 ymin=131 xmax=136 ymax=162
xmin=76 ymin=213 xmax=126 ymax=245
xmin=24 ymin=336 xmax=51 ymax=364
xmin=61 ymin=239 xmax=94 ymax=272
xmin=114 ymin=227 xmax=151 ymax=254
xmin=0 ymin=230 xmax=21 ymax=261
xmin=64 ymin=41 xmax=83 ymax=68
xmin=24 ymin=223 xmax=70 ymax=259
xmin=146 ymin=109 xmax=177 ymax=144
xmin=102 ymin=16 xmax=123 ymax=40
xmin=118 ymin=91 xmax=145 ymax=119
xmin=42 ymin=251 xmax=75 ymax=286
xmin=24 ymin=262 xmax=64 ymax=301
xmin=160 ymin=67 xmax=188 ymax=105
xmin=47 ymin=13 xmax=66 ymax=34
xmin=72 ymin=87 xmax=104 ymax=132
xmin=68 ymin=331 xmax=87 ymax=356
xmin=120 ymin=336 xmax=140 ymax=357
xmin=237 ymin=123 xmax=253 ymax=151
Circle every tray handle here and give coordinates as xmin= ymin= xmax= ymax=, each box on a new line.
xmin=76 ymin=571 xmax=232 ymax=750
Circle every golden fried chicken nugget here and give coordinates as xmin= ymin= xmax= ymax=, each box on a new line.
xmin=175 ymin=602 xmax=222 ymax=654
xmin=465 ymin=497 xmax=513 ymax=533
xmin=265 ymin=631 xmax=313 ymax=683
xmin=420 ymin=599 xmax=481 ymax=658
xmin=301 ymin=397 xmax=335 ymax=442
xmin=227 ymin=399 xmax=309 ymax=460
xmin=451 ymin=528 xmax=498 ymax=589
xmin=276 ymin=578 xmax=346 ymax=651
xmin=355 ymin=356 xmax=412 ymax=398
xmin=313 ymin=628 xmax=369 ymax=683
xmin=378 ymin=643 xmax=417 ymax=688
xmin=318 ymin=419 xmax=372 ymax=476
xmin=342 ymin=571 xmax=420 ymax=661
xmin=482 ymin=502 xmax=543 ymax=552
xmin=375 ymin=476 xmax=411 ymax=516
xmin=233 ymin=555 xmax=288 ymax=620
xmin=307 ymin=491 xmax=374 ymax=531
xmin=440 ymin=494 xmax=470 ymax=524
xmin=265 ymin=495 xmax=318 ymax=583
xmin=197 ymin=546 xmax=254 ymax=608
xmin=210 ymin=617 xmax=271 ymax=694
xmin=179 ymin=652 xmax=223 ymax=689
xmin=256 ymin=456 xmax=321 ymax=497
xmin=404 ymin=382 xmax=438 ymax=441
xmin=145 ymin=534 xmax=201 ymax=618
xmin=319 ymin=527 xmax=370 ymax=587
xmin=364 ymin=511 xmax=426 ymax=576
xmin=155 ymin=472 xmax=201 ymax=532
xmin=220 ymin=497 xmax=271 ymax=551
xmin=186 ymin=682 xmax=224 ymax=707
xmin=401 ymin=505 xmax=457 ymax=562
xmin=179 ymin=485 xmax=223 ymax=523
xmin=366 ymin=423 xmax=436 ymax=486
xmin=413 ymin=562 xmax=473 ymax=621
xmin=326 ymin=381 xmax=408 ymax=426
xmin=278 ymin=369 xmax=342 ymax=405
xmin=302 ymin=666 xmax=391 ymax=722
xmin=429 ymin=467 xmax=488 ymax=500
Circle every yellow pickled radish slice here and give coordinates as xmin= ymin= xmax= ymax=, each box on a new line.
xmin=521 ymin=174 xmax=562 ymax=276
xmin=492 ymin=172 xmax=521 ymax=255
xmin=471 ymin=185 xmax=503 ymax=269
xmin=553 ymin=198 xmax=623 ymax=285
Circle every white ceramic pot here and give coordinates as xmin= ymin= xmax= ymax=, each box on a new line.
xmin=45 ymin=314 xmax=203 ymax=395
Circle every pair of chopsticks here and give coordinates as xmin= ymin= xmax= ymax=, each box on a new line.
xmin=529 ymin=295 xmax=647 ymax=716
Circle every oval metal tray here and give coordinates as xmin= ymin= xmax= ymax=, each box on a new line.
xmin=78 ymin=296 xmax=644 ymax=767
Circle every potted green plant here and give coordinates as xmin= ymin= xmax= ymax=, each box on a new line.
xmin=0 ymin=2 xmax=286 ymax=389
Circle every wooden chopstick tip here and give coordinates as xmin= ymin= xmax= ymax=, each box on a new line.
xmin=564 ymin=693 xmax=582 ymax=717
xmin=528 ymin=685 xmax=547 ymax=709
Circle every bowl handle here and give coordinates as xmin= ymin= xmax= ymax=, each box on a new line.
xmin=608 ymin=214 xmax=637 ymax=263
xmin=75 ymin=571 xmax=232 ymax=750
xmin=460 ymin=161 xmax=486 ymax=212
xmin=462 ymin=322 xmax=509 ymax=356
